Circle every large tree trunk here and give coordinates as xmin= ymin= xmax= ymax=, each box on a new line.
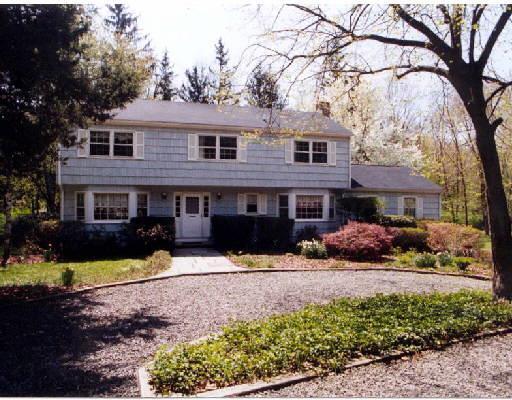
xmin=1 ymin=187 xmax=13 ymax=268
xmin=472 ymin=114 xmax=512 ymax=299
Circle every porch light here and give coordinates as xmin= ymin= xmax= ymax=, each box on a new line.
xmin=216 ymin=192 xmax=222 ymax=200
xmin=161 ymin=192 xmax=168 ymax=200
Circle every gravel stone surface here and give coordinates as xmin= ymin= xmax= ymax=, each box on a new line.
xmin=0 ymin=270 xmax=489 ymax=397
xmin=256 ymin=333 xmax=512 ymax=397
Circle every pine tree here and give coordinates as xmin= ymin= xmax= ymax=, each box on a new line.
xmin=246 ymin=66 xmax=285 ymax=109
xmin=179 ymin=66 xmax=214 ymax=104
xmin=154 ymin=50 xmax=177 ymax=101
xmin=211 ymin=38 xmax=236 ymax=104
xmin=104 ymin=4 xmax=150 ymax=51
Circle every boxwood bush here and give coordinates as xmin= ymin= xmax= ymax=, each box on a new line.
xmin=149 ymin=290 xmax=512 ymax=395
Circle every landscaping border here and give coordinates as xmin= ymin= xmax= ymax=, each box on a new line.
xmin=137 ymin=326 xmax=512 ymax=398
xmin=0 ymin=265 xmax=490 ymax=308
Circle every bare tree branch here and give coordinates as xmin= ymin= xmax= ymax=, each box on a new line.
xmin=478 ymin=8 xmax=512 ymax=68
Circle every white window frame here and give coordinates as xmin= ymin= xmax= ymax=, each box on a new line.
xmin=85 ymin=129 xmax=143 ymax=159
xmin=276 ymin=193 xmax=290 ymax=218
xmin=329 ymin=194 xmax=336 ymax=220
xmin=198 ymin=133 xmax=239 ymax=162
xmin=92 ymin=192 xmax=130 ymax=223
xmin=75 ymin=191 xmax=86 ymax=221
xmin=136 ymin=192 xmax=150 ymax=217
xmin=293 ymin=139 xmax=328 ymax=165
xmin=294 ymin=194 xmax=326 ymax=222
xmin=403 ymin=196 xmax=417 ymax=218
xmin=245 ymin=193 xmax=259 ymax=215
xmin=174 ymin=193 xmax=182 ymax=218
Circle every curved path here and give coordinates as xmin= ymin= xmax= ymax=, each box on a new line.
xmin=0 ymin=270 xmax=489 ymax=396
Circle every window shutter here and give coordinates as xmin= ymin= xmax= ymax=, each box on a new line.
xmin=135 ymin=131 xmax=144 ymax=159
xmin=238 ymin=136 xmax=248 ymax=162
xmin=237 ymin=193 xmax=245 ymax=215
xmin=77 ymin=129 xmax=89 ymax=158
xmin=188 ymin=134 xmax=199 ymax=160
xmin=328 ymin=141 xmax=337 ymax=166
xmin=416 ymin=197 xmax=424 ymax=219
xmin=397 ymin=196 xmax=404 ymax=216
xmin=258 ymin=194 xmax=267 ymax=215
xmin=85 ymin=192 xmax=93 ymax=222
xmin=285 ymin=139 xmax=293 ymax=164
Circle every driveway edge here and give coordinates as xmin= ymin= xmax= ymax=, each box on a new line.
xmin=138 ymin=326 xmax=512 ymax=398
xmin=1 ymin=266 xmax=489 ymax=308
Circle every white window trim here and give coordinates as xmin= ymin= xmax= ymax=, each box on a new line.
xmin=197 ymin=133 xmax=240 ymax=162
xmin=329 ymin=193 xmax=336 ymax=220
xmin=91 ymin=191 xmax=131 ymax=224
xmin=402 ymin=195 xmax=422 ymax=218
xmin=75 ymin=191 xmax=86 ymax=222
xmin=136 ymin=192 xmax=150 ymax=217
xmin=293 ymin=192 xmax=329 ymax=222
xmin=174 ymin=192 xmax=182 ymax=219
xmin=86 ymin=129 xmax=143 ymax=160
xmin=293 ymin=139 xmax=329 ymax=165
xmin=245 ymin=193 xmax=260 ymax=215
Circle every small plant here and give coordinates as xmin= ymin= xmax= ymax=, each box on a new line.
xmin=414 ymin=253 xmax=437 ymax=268
xmin=297 ymin=239 xmax=328 ymax=259
xmin=145 ymin=250 xmax=172 ymax=274
xmin=295 ymin=225 xmax=321 ymax=243
xmin=437 ymin=252 xmax=453 ymax=267
xmin=396 ymin=250 xmax=417 ymax=266
xmin=61 ymin=267 xmax=75 ymax=286
xmin=453 ymin=257 xmax=474 ymax=271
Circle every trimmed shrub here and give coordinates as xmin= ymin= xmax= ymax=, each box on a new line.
xmin=297 ymin=239 xmax=328 ymax=259
xmin=61 ymin=267 xmax=75 ymax=287
xmin=453 ymin=257 xmax=474 ymax=271
xmin=211 ymin=215 xmax=255 ymax=250
xmin=414 ymin=253 xmax=437 ymax=268
xmin=426 ymin=222 xmax=482 ymax=257
xmin=123 ymin=217 xmax=176 ymax=255
xmin=294 ymin=225 xmax=321 ymax=243
xmin=391 ymin=227 xmax=429 ymax=252
xmin=254 ymin=217 xmax=294 ymax=251
xmin=338 ymin=196 xmax=381 ymax=222
xmin=322 ymin=221 xmax=394 ymax=260
xmin=378 ymin=214 xmax=417 ymax=228
xmin=438 ymin=252 xmax=453 ymax=267
xmin=211 ymin=216 xmax=294 ymax=252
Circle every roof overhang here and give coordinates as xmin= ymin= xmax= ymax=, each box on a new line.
xmin=349 ymin=187 xmax=442 ymax=195
xmin=102 ymin=119 xmax=352 ymax=139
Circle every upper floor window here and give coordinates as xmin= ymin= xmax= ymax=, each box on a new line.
xmin=114 ymin=132 xmax=134 ymax=157
xmin=403 ymin=197 xmax=417 ymax=217
xmin=294 ymin=140 xmax=328 ymax=164
xmin=88 ymin=130 xmax=134 ymax=157
xmin=198 ymin=135 xmax=238 ymax=160
xmin=90 ymin=131 xmax=110 ymax=156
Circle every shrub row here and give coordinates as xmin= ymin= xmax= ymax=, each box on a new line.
xmin=149 ymin=290 xmax=512 ymax=395
xmin=10 ymin=216 xmax=175 ymax=260
xmin=211 ymin=215 xmax=294 ymax=252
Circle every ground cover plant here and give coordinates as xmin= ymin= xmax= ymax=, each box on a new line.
xmin=149 ymin=290 xmax=512 ymax=395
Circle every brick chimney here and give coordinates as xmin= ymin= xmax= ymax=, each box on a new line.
xmin=316 ymin=101 xmax=331 ymax=118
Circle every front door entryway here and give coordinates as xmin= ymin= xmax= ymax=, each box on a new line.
xmin=175 ymin=192 xmax=211 ymax=242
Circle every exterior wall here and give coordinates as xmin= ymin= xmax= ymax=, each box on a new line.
xmin=60 ymin=126 xmax=351 ymax=189
xmin=345 ymin=190 xmax=441 ymax=220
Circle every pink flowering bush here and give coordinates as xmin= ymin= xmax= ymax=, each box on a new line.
xmin=425 ymin=222 xmax=482 ymax=257
xmin=322 ymin=221 xmax=394 ymax=260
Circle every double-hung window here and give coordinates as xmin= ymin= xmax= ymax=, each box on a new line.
xmin=246 ymin=194 xmax=258 ymax=214
xmin=296 ymin=195 xmax=324 ymax=220
xmin=93 ymin=193 xmax=129 ymax=221
xmin=403 ymin=197 xmax=417 ymax=217
xmin=278 ymin=194 xmax=289 ymax=218
xmin=294 ymin=140 xmax=328 ymax=164
xmin=76 ymin=192 xmax=85 ymax=221
xmin=137 ymin=193 xmax=148 ymax=217
xmin=89 ymin=130 xmax=135 ymax=157
xmin=198 ymin=135 xmax=238 ymax=160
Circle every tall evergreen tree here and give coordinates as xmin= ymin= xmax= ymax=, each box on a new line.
xmin=246 ymin=66 xmax=286 ymax=109
xmin=0 ymin=5 xmax=151 ymax=266
xmin=154 ymin=50 xmax=177 ymax=101
xmin=211 ymin=38 xmax=237 ymax=104
xmin=179 ymin=66 xmax=214 ymax=104
xmin=104 ymin=4 xmax=150 ymax=51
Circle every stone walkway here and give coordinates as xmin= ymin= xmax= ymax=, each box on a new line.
xmin=157 ymin=247 xmax=245 ymax=277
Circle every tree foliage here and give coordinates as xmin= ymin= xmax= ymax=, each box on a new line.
xmin=179 ymin=65 xmax=214 ymax=104
xmin=211 ymin=38 xmax=238 ymax=104
xmin=154 ymin=50 xmax=178 ymax=100
xmin=246 ymin=66 xmax=286 ymax=109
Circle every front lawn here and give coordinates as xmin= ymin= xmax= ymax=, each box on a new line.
xmin=0 ymin=250 xmax=172 ymax=304
xmin=149 ymin=290 xmax=512 ymax=395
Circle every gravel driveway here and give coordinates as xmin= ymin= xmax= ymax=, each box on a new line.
xmin=0 ymin=270 xmax=489 ymax=397
xmin=257 ymin=333 xmax=512 ymax=397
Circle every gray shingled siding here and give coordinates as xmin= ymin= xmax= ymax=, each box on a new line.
xmin=60 ymin=127 xmax=350 ymax=189
xmin=345 ymin=191 xmax=440 ymax=220
xmin=62 ymin=186 xmax=341 ymax=238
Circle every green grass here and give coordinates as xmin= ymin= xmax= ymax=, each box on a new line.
xmin=149 ymin=290 xmax=512 ymax=395
xmin=0 ymin=251 xmax=172 ymax=287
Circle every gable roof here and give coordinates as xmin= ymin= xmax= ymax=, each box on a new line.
xmin=351 ymin=164 xmax=442 ymax=194
xmin=108 ymin=99 xmax=352 ymax=137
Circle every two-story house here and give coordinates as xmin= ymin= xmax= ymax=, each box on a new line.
xmin=58 ymin=99 xmax=441 ymax=244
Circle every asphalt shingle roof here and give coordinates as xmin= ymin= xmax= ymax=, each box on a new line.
xmin=111 ymin=99 xmax=352 ymax=136
xmin=351 ymin=164 xmax=442 ymax=193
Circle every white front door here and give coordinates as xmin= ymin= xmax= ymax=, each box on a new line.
xmin=183 ymin=194 xmax=202 ymax=238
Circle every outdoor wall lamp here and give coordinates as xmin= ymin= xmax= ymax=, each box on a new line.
xmin=161 ymin=192 xmax=168 ymax=200
xmin=216 ymin=192 xmax=222 ymax=200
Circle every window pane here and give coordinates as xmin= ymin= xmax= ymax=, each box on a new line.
xmin=312 ymin=153 xmax=327 ymax=163
xmin=90 ymin=131 xmax=110 ymax=156
xmin=312 ymin=141 xmax=328 ymax=164
xmin=137 ymin=193 xmax=148 ymax=217
xmin=76 ymin=193 xmax=84 ymax=207
xmin=199 ymin=135 xmax=216 ymax=147
xmin=220 ymin=148 xmax=237 ymax=159
xmin=220 ymin=136 xmax=237 ymax=148
xmin=203 ymin=195 xmax=209 ymax=217
xmin=329 ymin=195 xmax=335 ymax=219
xmin=296 ymin=195 xmax=323 ymax=220
xmin=185 ymin=197 xmax=200 ymax=214
xmin=279 ymin=194 xmax=288 ymax=207
xmin=295 ymin=141 xmax=309 ymax=152
xmin=175 ymin=195 xmax=181 ymax=218
xmin=93 ymin=193 xmax=128 ymax=220
xmin=404 ymin=197 xmax=416 ymax=217
xmin=200 ymin=147 xmax=217 ymax=159
xmin=294 ymin=152 xmax=309 ymax=163
xmin=114 ymin=132 xmax=133 ymax=144
xmin=246 ymin=194 xmax=258 ymax=214
xmin=113 ymin=145 xmax=133 ymax=157
xmin=312 ymin=142 xmax=327 ymax=152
